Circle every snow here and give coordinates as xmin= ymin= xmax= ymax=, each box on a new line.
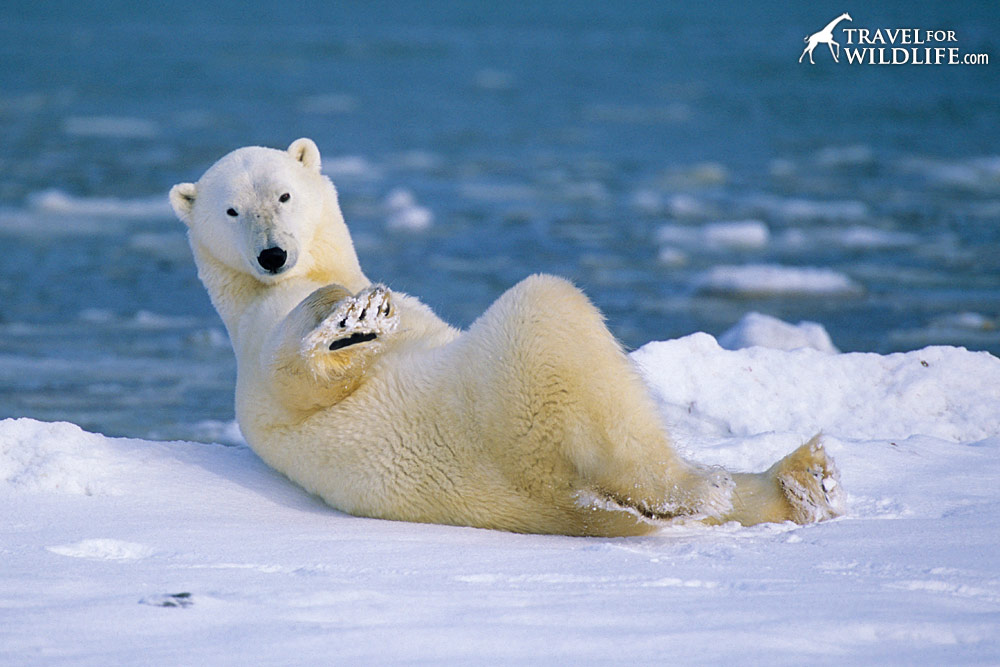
xmin=633 ymin=334 xmax=1000 ymax=444
xmin=3 ymin=325 xmax=1000 ymax=664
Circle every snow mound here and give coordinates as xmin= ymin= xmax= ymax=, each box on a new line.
xmin=0 ymin=419 xmax=132 ymax=495
xmin=0 ymin=418 xmax=278 ymax=504
xmin=632 ymin=333 xmax=1000 ymax=443
xmin=718 ymin=312 xmax=839 ymax=353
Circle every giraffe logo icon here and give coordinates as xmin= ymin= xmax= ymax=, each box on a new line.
xmin=799 ymin=12 xmax=853 ymax=64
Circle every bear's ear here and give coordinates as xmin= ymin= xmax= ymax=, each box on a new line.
xmin=288 ymin=137 xmax=321 ymax=172
xmin=169 ymin=182 xmax=197 ymax=225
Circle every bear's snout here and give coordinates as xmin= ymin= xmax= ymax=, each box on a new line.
xmin=257 ymin=247 xmax=288 ymax=273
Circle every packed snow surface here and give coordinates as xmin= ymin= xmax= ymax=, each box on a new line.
xmin=3 ymin=329 xmax=1000 ymax=664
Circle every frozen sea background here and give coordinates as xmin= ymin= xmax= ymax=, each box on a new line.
xmin=2 ymin=2 xmax=1000 ymax=663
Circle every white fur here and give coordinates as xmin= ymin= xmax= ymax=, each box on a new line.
xmin=172 ymin=139 xmax=845 ymax=536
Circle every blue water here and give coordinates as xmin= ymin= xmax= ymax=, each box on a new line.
xmin=1 ymin=1 xmax=998 ymax=439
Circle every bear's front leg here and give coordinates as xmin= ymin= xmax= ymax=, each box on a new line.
xmin=267 ymin=284 xmax=399 ymax=414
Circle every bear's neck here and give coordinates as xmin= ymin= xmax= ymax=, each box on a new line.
xmin=190 ymin=240 xmax=369 ymax=348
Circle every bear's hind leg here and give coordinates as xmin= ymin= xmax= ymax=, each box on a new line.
xmin=480 ymin=275 xmax=737 ymax=525
xmin=770 ymin=435 xmax=845 ymax=523
xmin=719 ymin=436 xmax=845 ymax=526
xmin=581 ymin=458 xmax=736 ymax=523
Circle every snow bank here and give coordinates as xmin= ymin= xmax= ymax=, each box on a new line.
xmin=632 ymin=333 xmax=1000 ymax=444
xmin=3 ymin=332 xmax=1000 ymax=664
xmin=0 ymin=418 xmax=131 ymax=495
xmin=0 ymin=418 xmax=262 ymax=499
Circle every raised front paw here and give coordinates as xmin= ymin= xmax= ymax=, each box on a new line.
xmin=302 ymin=285 xmax=399 ymax=357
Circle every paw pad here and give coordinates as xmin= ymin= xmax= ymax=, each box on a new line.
xmin=329 ymin=332 xmax=378 ymax=351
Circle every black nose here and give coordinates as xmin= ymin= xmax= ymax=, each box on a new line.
xmin=257 ymin=247 xmax=287 ymax=273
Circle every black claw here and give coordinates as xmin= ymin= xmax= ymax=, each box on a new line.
xmin=338 ymin=318 xmax=347 ymax=328
xmin=359 ymin=307 xmax=367 ymax=320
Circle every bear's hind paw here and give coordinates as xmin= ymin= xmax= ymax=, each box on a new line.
xmin=775 ymin=435 xmax=846 ymax=524
xmin=302 ymin=285 xmax=399 ymax=357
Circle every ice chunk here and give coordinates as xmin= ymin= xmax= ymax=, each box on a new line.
xmin=718 ymin=312 xmax=839 ymax=354
xmin=695 ymin=264 xmax=864 ymax=297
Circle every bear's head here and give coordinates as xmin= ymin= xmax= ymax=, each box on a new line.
xmin=170 ymin=138 xmax=357 ymax=286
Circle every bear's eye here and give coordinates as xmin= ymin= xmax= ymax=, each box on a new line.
xmin=226 ymin=207 xmax=238 ymax=217
xmin=278 ymin=192 xmax=291 ymax=203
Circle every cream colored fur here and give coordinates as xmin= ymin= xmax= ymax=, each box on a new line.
xmin=170 ymin=139 xmax=845 ymax=536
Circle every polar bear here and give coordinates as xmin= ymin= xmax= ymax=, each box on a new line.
xmin=170 ymin=138 xmax=844 ymax=536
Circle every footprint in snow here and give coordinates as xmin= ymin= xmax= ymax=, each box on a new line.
xmin=139 ymin=592 xmax=193 ymax=608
